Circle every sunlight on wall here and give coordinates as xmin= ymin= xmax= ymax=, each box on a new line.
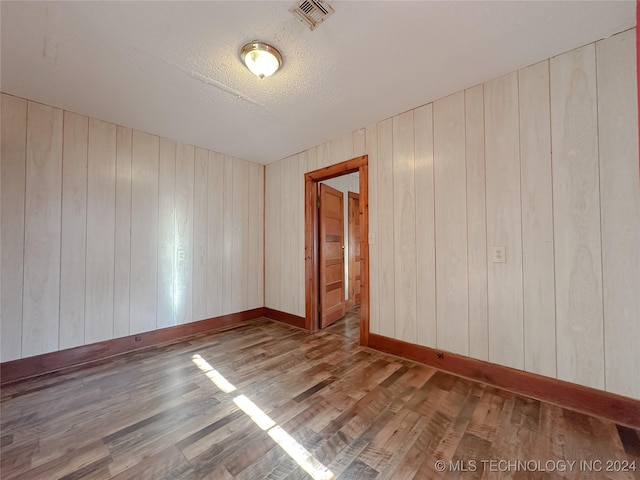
xmin=191 ymin=354 xmax=334 ymax=480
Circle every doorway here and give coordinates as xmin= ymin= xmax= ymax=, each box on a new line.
xmin=304 ymin=155 xmax=369 ymax=346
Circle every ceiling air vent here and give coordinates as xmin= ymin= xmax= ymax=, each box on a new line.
xmin=290 ymin=0 xmax=335 ymax=30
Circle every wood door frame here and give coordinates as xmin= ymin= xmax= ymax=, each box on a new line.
xmin=304 ymin=155 xmax=369 ymax=346
xmin=346 ymin=191 xmax=360 ymax=309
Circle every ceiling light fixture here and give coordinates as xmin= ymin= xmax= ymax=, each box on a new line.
xmin=240 ymin=41 xmax=283 ymax=78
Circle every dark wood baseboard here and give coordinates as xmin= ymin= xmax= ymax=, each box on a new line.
xmin=0 ymin=307 xmax=265 ymax=386
xmin=263 ymin=308 xmax=306 ymax=329
xmin=368 ymin=333 xmax=640 ymax=429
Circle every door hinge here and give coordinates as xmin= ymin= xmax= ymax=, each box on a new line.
xmin=316 ymin=199 xmax=320 ymax=208
xmin=317 ymin=304 xmax=321 ymax=313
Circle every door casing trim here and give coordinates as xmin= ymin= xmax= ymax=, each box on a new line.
xmin=304 ymin=155 xmax=369 ymax=345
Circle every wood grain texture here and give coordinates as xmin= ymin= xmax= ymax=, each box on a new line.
xmin=550 ymin=43 xmax=604 ymax=389
xmin=264 ymin=160 xmax=281 ymax=311
xmin=0 ymin=308 xmax=265 ymax=385
xmin=193 ymin=147 xmax=209 ymax=321
xmin=222 ymin=156 xmax=234 ymax=315
xmin=347 ymin=192 xmax=361 ymax=307
xmin=433 ymin=92 xmax=469 ymax=356
xmin=330 ymin=133 xmax=354 ymax=167
xmin=365 ymin=124 xmax=379 ymax=335
xmin=304 ymin=175 xmax=317 ymax=330
xmin=322 ymin=175 xmax=354 ymax=303
xmin=484 ymin=72 xmax=524 ymax=370
xmin=358 ymin=165 xmax=370 ymax=347
xmin=279 ymin=156 xmax=295 ymax=315
xmin=376 ymin=119 xmax=395 ymax=338
xmin=296 ymin=153 xmax=308 ymax=316
xmin=22 ymin=101 xmax=63 ymax=357
xmin=464 ymin=86 xmax=488 ymax=361
xmin=319 ymin=183 xmax=345 ymax=328
xmin=207 ymin=152 xmax=224 ymax=318
xmin=414 ymin=104 xmax=436 ymax=349
xmin=368 ymin=332 xmax=640 ymax=429
xmin=317 ymin=141 xmax=330 ymax=169
xmin=518 ymin=60 xmax=556 ymax=378
xmin=175 ymin=144 xmax=194 ymax=325
xmin=232 ymin=158 xmax=249 ymax=313
xmin=130 ymin=130 xmax=159 ymax=334
xmin=59 ymin=111 xmax=88 ymax=350
xmin=392 ymin=111 xmax=417 ymax=343
xmin=247 ymin=163 xmax=262 ymax=310
xmin=157 ymin=137 xmax=176 ymax=329
xmin=596 ymin=29 xmax=640 ymax=399
xmin=304 ymin=156 xmax=368 ymax=334
xmin=353 ymin=128 xmax=366 ymax=157
xmin=85 ymin=118 xmax=116 ymax=344
xmin=1 ymin=316 xmax=637 ymax=480
xmin=263 ymin=308 xmax=306 ymax=329
xmin=114 ymin=126 xmax=132 ymax=338
xmin=0 ymin=94 xmax=27 ymax=362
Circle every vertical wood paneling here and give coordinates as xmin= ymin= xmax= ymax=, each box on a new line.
xmin=174 ymin=143 xmax=194 ymax=324
xmin=279 ymin=156 xmax=294 ymax=314
xmin=365 ymin=123 xmax=380 ymax=334
xmin=596 ymin=30 xmax=640 ymax=399
xmin=207 ymin=152 xmax=224 ymax=318
xmin=376 ymin=118 xmax=395 ymax=338
xmin=193 ymin=147 xmax=208 ymax=320
xmin=1 ymin=94 xmax=27 ymax=361
xmin=297 ymin=153 xmax=308 ymax=316
xmin=485 ymin=72 xmax=524 ymax=370
xmin=59 ymin=112 xmax=88 ymax=349
xmin=392 ymin=111 xmax=417 ymax=343
xmin=465 ymin=85 xmax=488 ymax=361
xmin=247 ymin=161 xmax=264 ymax=310
xmin=85 ymin=118 xmax=116 ymax=344
xmin=307 ymin=146 xmax=318 ymax=172
xmin=130 ymin=131 xmax=159 ymax=334
xmin=157 ymin=138 xmax=176 ymax=328
xmin=434 ymin=92 xmax=469 ymax=356
xmin=317 ymin=142 xmax=330 ymax=169
xmin=330 ymin=133 xmax=354 ymax=165
xmin=353 ymin=129 xmax=366 ymax=156
xmin=519 ymin=61 xmax=556 ymax=377
xmin=22 ymin=101 xmax=63 ymax=357
xmin=114 ymin=126 xmax=132 ymax=338
xmin=222 ymin=156 xmax=234 ymax=314
xmin=264 ymin=160 xmax=281 ymax=310
xmin=414 ymin=104 xmax=437 ymax=348
xmin=232 ymin=159 xmax=249 ymax=312
xmin=551 ymin=44 xmax=604 ymax=389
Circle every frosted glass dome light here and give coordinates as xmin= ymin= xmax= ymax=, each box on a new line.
xmin=240 ymin=41 xmax=283 ymax=78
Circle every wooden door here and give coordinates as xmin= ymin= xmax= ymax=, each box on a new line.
xmin=348 ymin=192 xmax=361 ymax=307
xmin=319 ymin=183 xmax=345 ymax=328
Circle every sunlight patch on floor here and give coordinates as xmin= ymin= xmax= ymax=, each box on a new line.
xmin=191 ymin=354 xmax=334 ymax=480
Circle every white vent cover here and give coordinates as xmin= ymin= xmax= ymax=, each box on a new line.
xmin=290 ymin=0 xmax=335 ymax=30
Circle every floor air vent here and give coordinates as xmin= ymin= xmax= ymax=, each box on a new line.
xmin=290 ymin=0 xmax=335 ymax=30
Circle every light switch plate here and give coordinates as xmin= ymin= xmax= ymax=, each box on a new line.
xmin=368 ymin=232 xmax=375 ymax=245
xmin=492 ymin=246 xmax=506 ymax=263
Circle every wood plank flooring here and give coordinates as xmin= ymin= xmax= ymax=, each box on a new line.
xmin=1 ymin=315 xmax=639 ymax=479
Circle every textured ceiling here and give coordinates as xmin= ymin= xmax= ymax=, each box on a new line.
xmin=1 ymin=1 xmax=635 ymax=164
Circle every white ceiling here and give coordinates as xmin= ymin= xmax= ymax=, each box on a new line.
xmin=1 ymin=1 xmax=635 ymax=165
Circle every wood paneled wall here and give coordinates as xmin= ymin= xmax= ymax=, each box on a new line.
xmin=1 ymin=95 xmax=264 ymax=361
xmin=264 ymin=29 xmax=639 ymax=400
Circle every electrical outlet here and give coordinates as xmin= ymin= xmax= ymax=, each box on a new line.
xmin=492 ymin=246 xmax=506 ymax=263
xmin=135 ymin=335 xmax=142 ymax=342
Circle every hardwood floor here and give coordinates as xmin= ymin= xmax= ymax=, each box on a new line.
xmin=1 ymin=317 xmax=638 ymax=479
xmin=323 ymin=305 xmax=360 ymax=342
